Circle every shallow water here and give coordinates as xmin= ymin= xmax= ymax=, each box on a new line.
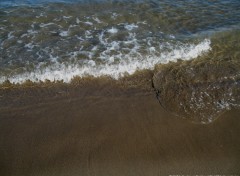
xmin=1 ymin=0 xmax=240 ymax=124
xmin=1 ymin=0 xmax=240 ymax=83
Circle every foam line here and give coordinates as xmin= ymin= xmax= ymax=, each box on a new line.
xmin=0 ymin=39 xmax=211 ymax=84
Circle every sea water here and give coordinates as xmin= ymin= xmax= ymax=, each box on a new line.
xmin=1 ymin=0 xmax=239 ymax=83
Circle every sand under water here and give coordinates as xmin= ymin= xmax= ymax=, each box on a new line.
xmin=0 ymin=77 xmax=240 ymax=175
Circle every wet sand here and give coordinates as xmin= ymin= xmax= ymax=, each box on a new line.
xmin=0 ymin=84 xmax=240 ymax=176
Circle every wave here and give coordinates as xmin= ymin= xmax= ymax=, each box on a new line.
xmin=0 ymin=39 xmax=211 ymax=84
xmin=153 ymin=31 xmax=240 ymax=124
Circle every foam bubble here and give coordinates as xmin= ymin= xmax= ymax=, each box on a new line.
xmin=84 ymin=21 xmax=93 ymax=26
xmin=7 ymin=32 xmax=14 ymax=39
xmin=76 ymin=18 xmax=81 ymax=24
xmin=24 ymin=42 xmax=37 ymax=50
xmin=40 ymin=23 xmax=57 ymax=28
xmin=107 ymin=27 xmax=118 ymax=34
xmin=92 ymin=17 xmax=101 ymax=23
xmin=124 ymin=24 xmax=138 ymax=31
xmin=0 ymin=39 xmax=211 ymax=84
xmin=63 ymin=16 xmax=72 ymax=19
xmin=59 ymin=31 xmax=69 ymax=37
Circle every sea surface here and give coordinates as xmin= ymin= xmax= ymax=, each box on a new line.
xmin=0 ymin=0 xmax=239 ymax=83
xmin=1 ymin=0 xmax=240 ymax=123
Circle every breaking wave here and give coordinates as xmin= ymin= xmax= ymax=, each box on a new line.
xmin=0 ymin=39 xmax=211 ymax=83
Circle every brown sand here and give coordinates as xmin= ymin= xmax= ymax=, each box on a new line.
xmin=0 ymin=85 xmax=240 ymax=176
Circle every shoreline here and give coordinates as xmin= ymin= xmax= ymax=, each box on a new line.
xmin=1 ymin=1 xmax=240 ymax=175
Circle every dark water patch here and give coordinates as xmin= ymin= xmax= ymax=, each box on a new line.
xmin=153 ymin=31 xmax=240 ymax=124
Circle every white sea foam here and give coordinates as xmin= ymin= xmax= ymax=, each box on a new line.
xmin=124 ymin=24 xmax=138 ymax=31
xmin=40 ymin=23 xmax=57 ymax=28
xmin=84 ymin=21 xmax=93 ymax=26
xmin=107 ymin=27 xmax=118 ymax=34
xmin=0 ymin=39 xmax=211 ymax=84
xmin=24 ymin=42 xmax=37 ymax=50
xmin=27 ymin=29 xmax=38 ymax=35
xmin=7 ymin=31 xmax=15 ymax=40
xmin=63 ymin=16 xmax=72 ymax=19
xmin=92 ymin=17 xmax=102 ymax=23
xmin=76 ymin=17 xmax=81 ymax=24
xmin=59 ymin=30 xmax=69 ymax=37
xmin=21 ymin=33 xmax=28 ymax=38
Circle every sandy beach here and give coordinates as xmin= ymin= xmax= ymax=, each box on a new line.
xmin=0 ymin=83 xmax=239 ymax=176
xmin=1 ymin=0 xmax=240 ymax=175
